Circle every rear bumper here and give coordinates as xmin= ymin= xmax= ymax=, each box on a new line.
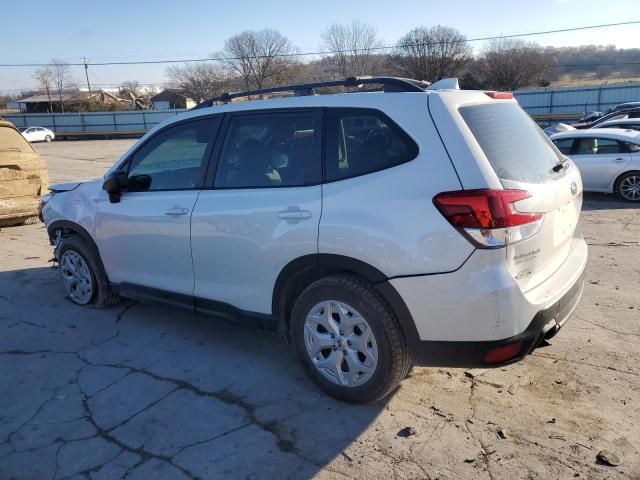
xmin=390 ymin=231 xmax=588 ymax=367
xmin=407 ymin=268 xmax=585 ymax=367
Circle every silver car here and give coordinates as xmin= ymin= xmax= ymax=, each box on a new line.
xmin=551 ymin=128 xmax=640 ymax=201
xmin=593 ymin=118 xmax=640 ymax=132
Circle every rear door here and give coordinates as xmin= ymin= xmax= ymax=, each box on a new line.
xmin=191 ymin=109 xmax=323 ymax=315
xmin=568 ymin=137 xmax=631 ymax=190
xmin=439 ymin=98 xmax=583 ymax=293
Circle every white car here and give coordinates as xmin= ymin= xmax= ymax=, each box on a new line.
xmin=551 ymin=128 xmax=640 ymax=201
xmin=20 ymin=126 xmax=55 ymax=142
xmin=593 ymin=118 xmax=640 ymax=132
xmin=40 ymin=77 xmax=587 ymax=402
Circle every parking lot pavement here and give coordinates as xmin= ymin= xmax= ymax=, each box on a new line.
xmin=1 ymin=141 xmax=639 ymax=479
xmin=33 ymin=139 xmax=136 ymax=184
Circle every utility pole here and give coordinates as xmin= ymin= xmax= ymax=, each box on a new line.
xmin=81 ymin=57 xmax=91 ymax=96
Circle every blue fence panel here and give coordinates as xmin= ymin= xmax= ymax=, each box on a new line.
xmin=515 ymin=82 xmax=640 ymax=116
xmin=1 ymin=109 xmax=188 ymax=135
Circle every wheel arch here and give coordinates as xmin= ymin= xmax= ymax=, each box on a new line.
xmin=47 ymin=220 xmax=108 ymax=276
xmin=47 ymin=219 xmax=95 ymax=248
xmin=272 ymin=254 xmax=420 ymax=346
xmin=613 ymin=169 xmax=640 ymax=193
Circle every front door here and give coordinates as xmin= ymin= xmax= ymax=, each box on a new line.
xmin=95 ymin=116 xmax=221 ymax=295
xmin=191 ymin=110 xmax=323 ymax=315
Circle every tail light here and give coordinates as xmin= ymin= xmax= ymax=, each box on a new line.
xmin=433 ymin=189 xmax=544 ymax=248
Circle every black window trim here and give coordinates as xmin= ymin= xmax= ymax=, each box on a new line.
xmin=323 ymin=107 xmax=419 ymax=184
xmin=114 ymin=114 xmax=223 ymax=193
xmin=204 ymin=107 xmax=325 ymax=190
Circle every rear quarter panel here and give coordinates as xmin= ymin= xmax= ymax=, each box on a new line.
xmin=319 ymin=94 xmax=474 ymax=277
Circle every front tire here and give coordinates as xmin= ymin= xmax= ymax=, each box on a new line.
xmin=45 ymin=135 xmax=52 ymax=142
xmin=291 ymin=274 xmax=410 ymax=403
xmin=616 ymin=171 xmax=640 ymax=202
xmin=57 ymin=235 xmax=120 ymax=307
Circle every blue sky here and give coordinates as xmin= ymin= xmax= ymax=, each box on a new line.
xmin=1 ymin=0 xmax=638 ymax=93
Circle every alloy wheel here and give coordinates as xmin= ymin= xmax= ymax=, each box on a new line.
xmin=303 ymin=300 xmax=378 ymax=387
xmin=619 ymin=175 xmax=640 ymax=201
xmin=60 ymin=250 xmax=94 ymax=305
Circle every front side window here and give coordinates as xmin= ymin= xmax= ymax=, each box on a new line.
xmin=574 ymin=138 xmax=623 ymax=155
xmin=325 ymin=109 xmax=417 ymax=182
xmin=127 ymin=117 xmax=220 ymax=191
xmin=214 ymin=111 xmax=322 ymax=188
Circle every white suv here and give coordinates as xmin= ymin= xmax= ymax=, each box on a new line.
xmin=40 ymin=77 xmax=588 ymax=403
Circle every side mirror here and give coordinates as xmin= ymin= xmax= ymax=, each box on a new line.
xmin=103 ymin=170 xmax=128 ymax=203
xmin=128 ymin=174 xmax=152 ymax=191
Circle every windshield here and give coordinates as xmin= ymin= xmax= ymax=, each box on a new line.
xmin=459 ymin=102 xmax=562 ymax=184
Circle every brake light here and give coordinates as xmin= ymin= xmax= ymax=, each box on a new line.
xmin=484 ymin=91 xmax=513 ymax=100
xmin=433 ymin=189 xmax=544 ymax=248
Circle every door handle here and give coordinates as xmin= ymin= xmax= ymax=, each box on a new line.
xmin=613 ymin=157 xmax=626 ymax=163
xmin=164 ymin=207 xmax=189 ymax=216
xmin=277 ymin=209 xmax=312 ymax=220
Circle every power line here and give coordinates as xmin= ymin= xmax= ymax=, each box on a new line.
xmin=0 ymin=20 xmax=638 ymax=68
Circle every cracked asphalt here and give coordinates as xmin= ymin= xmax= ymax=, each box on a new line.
xmin=0 ymin=140 xmax=639 ymax=479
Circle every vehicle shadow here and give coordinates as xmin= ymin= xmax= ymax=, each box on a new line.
xmin=581 ymin=192 xmax=638 ymax=211
xmin=0 ymin=266 xmax=386 ymax=479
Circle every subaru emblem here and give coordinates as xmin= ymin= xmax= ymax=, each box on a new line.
xmin=570 ymin=181 xmax=578 ymax=195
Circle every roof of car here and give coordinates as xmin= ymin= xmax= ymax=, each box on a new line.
xmin=594 ymin=118 xmax=640 ymax=127
xmin=0 ymin=120 xmax=18 ymax=130
xmin=551 ymin=128 xmax=640 ymax=143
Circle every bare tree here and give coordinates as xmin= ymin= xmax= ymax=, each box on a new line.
xmin=120 ymin=80 xmax=141 ymax=97
xmin=320 ymin=21 xmax=383 ymax=78
xmin=393 ymin=25 xmax=471 ymax=82
xmin=166 ymin=63 xmax=231 ymax=103
xmin=50 ymin=59 xmax=72 ymax=112
xmin=479 ymin=38 xmax=549 ymax=91
xmin=222 ymin=29 xmax=298 ymax=93
xmin=33 ymin=67 xmax=54 ymax=112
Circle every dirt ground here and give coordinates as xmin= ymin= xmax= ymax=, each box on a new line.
xmin=0 ymin=139 xmax=638 ymax=480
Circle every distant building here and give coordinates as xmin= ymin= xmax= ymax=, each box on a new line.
xmin=150 ymin=89 xmax=196 ymax=110
xmin=15 ymin=90 xmax=127 ymax=113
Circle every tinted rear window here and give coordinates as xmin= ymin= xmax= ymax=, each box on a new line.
xmin=460 ymin=102 xmax=561 ymax=183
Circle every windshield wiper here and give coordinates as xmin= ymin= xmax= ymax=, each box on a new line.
xmin=552 ymin=157 xmax=569 ymax=173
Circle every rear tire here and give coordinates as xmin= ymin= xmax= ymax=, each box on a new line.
xmin=57 ymin=235 xmax=120 ymax=307
xmin=291 ymin=274 xmax=410 ymax=403
xmin=615 ymin=171 xmax=640 ymax=202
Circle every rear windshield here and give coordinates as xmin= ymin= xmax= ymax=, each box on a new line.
xmin=459 ymin=102 xmax=561 ymax=183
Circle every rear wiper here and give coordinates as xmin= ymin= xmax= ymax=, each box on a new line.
xmin=552 ymin=158 xmax=569 ymax=173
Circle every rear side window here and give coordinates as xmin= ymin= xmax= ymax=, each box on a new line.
xmin=460 ymin=102 xmax=561 ymax=183
xmin=574 ymin=138 xmax=624 ymax=155
xmin=325 ymin=109 xmax=418 ymax=182
xmin=214 ymin=111 xmax=322 ymax=188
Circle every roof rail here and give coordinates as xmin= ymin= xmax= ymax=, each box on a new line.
xmin=191 ymin=76 xmax=431 ymax=110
